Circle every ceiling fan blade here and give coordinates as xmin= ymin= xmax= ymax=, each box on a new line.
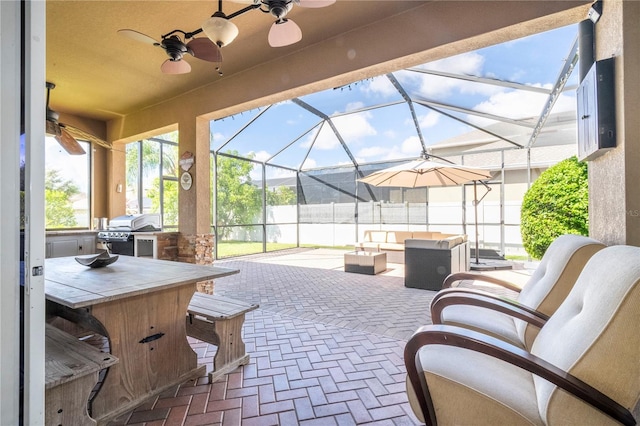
xmin=161 ymin=59 xmax=191 ymax=74
xmin=187 ymin=38 xmax=223 ymax=63
xmin=268 ymin=19 xmax=302 ymax=47
xmin=297 ymin=0 xmax=336 ymax=8
xmin=56 ymin=128 xmax=86 ymax=155
xmin=117 ymin=29 xmax=160 ymax=46
xmin=63 ymin=123 xmax=112 ymax=150
xmin=46 ymin=119 xmax=61 ymax=138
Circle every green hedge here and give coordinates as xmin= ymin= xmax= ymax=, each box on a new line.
xmin=520 ymin=156 xmax=589 ymax=259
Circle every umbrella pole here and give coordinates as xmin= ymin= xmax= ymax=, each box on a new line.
xmin=474 ymin=180 xmax=480 ymax=265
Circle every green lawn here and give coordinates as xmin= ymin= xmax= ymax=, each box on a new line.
xmin=216 ymin=241 xmax=353 ymax=258
xmin=216 ymin=241 xmax=296 ymax=258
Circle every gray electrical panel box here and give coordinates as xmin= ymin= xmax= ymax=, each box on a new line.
xmin=577 ymin=57 xmax=616 ymax=161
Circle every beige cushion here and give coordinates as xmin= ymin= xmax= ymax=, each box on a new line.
xmin=405 ymin=239 xmax=441 ymax=249
xmin=411 ymin=231 xmax=434 ymax=239
xmin=436 ymin=304 xmax=524 ymax=348
xmin=514 ymin=235 xmax=605 ymax=347
xmin=379 ymin=243 xmax=405 ymax=251
xmin=386 ymin=231 xmax=412 ymax=244
xmin=364 ymin=231 xmax=387 ymax=243
xmin=409 ymin=245 xmax=640 ymax=425
xmin=405 ymin=236 xmax=465 ymax=250
xmin=355 ymin=242 xmax=379 ymax=251
xmin=532 ymin=245 xmax=640 ymax=423
xmin=439 ymin=234 xmax=605 ymax=349
xmin=408 ymin=345 xmax=542 ymax=425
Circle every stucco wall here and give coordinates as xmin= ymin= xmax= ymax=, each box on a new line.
xmin=589 ymin=0 xmax=640 ymax=245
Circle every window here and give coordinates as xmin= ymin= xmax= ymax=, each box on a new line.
xmin=44 ymin=137 xmax=91 ymax=229
xmin=125 ymin=131 xmax=179 ymax=229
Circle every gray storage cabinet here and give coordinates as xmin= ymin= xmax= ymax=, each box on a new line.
xmin=404 ymin=239 xmax=469 ymax=290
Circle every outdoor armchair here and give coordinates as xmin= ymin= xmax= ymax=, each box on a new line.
xmin=430 ymin=234 xmax=604 ymax=349
xmin=405 ymin=244 xmax=640 ymax=425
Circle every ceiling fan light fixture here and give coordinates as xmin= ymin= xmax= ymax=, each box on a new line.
xmin=202 ymin=13 xmax=239 ymax=47
xmin=161 ymin=59 xmax=192 ymax=74
xmin=268 ymin=18 xmax=301 ymax=47
xmin=297 ymin=0 xmax=336 ymax=8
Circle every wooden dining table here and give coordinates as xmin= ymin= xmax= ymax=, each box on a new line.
xmin=44 ymin=255 xmax=239 ymax=425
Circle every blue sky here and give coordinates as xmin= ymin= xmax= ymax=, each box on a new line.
xmin=211 ymin=23 xmax=579 ymax=173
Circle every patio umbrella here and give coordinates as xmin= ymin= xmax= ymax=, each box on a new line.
xmin=358 ymin=156 xmax=493 ymax=266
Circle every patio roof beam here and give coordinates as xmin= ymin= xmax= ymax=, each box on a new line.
xmin=299 ymin=121 xmax=322 ymax=171
xmin=413 ymin=97 xmax=537 ymax=129
xmin=386 ymin=73 xmax=428 ymax=153
xmin=266 ymin=121 xmax=323 ymax=165
xmin=417 ymin=103 xmax=524 ymax=148
xmin=406 ymin=68 xmax=552 ymax=94
xmin=526 ymin=36 xmax=579 ymax=149
xmin=215 ymin=105 xmax=272 ymax=153
xmin=292 ymin=98 xmax=360 ymax=169
xmin=328 ymin=100 xmax=405 ymax=118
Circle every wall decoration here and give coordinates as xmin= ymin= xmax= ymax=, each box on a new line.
xmin=180 ymin=151 xmax=195 ymax=171
xmin=180 ymin=171 xmax=193 ymax=190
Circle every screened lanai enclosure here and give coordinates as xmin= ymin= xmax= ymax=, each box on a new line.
xmin=126 ymin=23 xmax=582 ymax=260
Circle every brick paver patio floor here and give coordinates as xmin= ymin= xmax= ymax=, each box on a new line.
xmin=108 ymin=248 xmax=523 ymax=425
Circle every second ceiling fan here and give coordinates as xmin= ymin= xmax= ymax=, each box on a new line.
xmin=219 ymin=0 xmax=337 ymax=48
xmin=118 ymin=0 xmax=335 ymax=75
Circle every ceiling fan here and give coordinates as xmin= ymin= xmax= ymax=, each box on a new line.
xmin=45 ymin=82 xmax=111 ymax=155
xmin=118 ymin=0 xmax=334 ymax=75
xmin=228 ymin=0 xmax=336 ymax=47
xmin=117 ymin=29 xmax=224 ymax=75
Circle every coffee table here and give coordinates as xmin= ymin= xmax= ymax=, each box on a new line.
xmin=344 ymin=251 xmax=387 ymax=275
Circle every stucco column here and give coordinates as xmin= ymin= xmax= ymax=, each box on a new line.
xmin=178 ymin=117 xmax=211 ymax=235
xmin=177 ymin=117 xmax=214 ymax=268
xmin=589 ymin=0 xmax=640 ymax=246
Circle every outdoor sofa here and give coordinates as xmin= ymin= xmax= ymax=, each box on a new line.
xmin=354 ymin=230 xmax=468 ymax=265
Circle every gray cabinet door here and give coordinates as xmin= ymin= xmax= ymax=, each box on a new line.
xmin=49 ymin=239 xmax=79 ymax=258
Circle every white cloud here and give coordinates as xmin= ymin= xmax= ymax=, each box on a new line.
xmin=362 ymin=76 xmax=397 ymax=97
xmin=417 ymin=53 xmax=488 ymax=97
xmin=301 ymin=125 xmax=339 ymax=150
xmin=427 ymin=51 xmax=485 ymax=74
xmin=357 ymin=146 xmax=388 ymax=158
xmin=418 ymin=110 xmax=440 ymax=129
xmin=355 ymin=136 xmax=422 ymax=162
xmin=302 ymin=113 xmax=377 ymax=150
xmin=384 ymin=129 xmax=397 ymax=139
xmin=401 ymin=136 xmax=423 ymax=156
xmin=398 ymin=52 xmax=503 ymax=99
xmin=344 ymin=101 xmax=365 ymax=113
xmin=211 ymin=131 xmax=226 ymax=145
xmin=467 ymin=88 xmax=576 ymax=127
xmin=301 ymin=157 xmax=317 ymax=169
xmin=251 ymin=150 xmax=271 ymax=162
xmin=333 ymin=113 xmax=376 ymax=137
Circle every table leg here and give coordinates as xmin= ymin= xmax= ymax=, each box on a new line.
xmin=89 ymin=284 xmax=205 ymax=424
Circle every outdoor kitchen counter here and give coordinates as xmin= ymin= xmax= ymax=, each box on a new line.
xmin=45 ymin=229 xmax=98 ymax=236
xmin=131 ymin=231 xmax=180 ymax=259
xmin=44 ymin=255 xmax=239 ymax=425
xmin=45 ymin=230 xmax=99 ymax=258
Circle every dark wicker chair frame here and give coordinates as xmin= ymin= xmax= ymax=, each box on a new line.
xmin=404 ymin=324 xmax=636 ymax=426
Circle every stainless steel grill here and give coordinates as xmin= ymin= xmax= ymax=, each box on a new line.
xmin=96 ymin=214 xmax=160 ymax=255
xmin=97 ymin=230 xmax=133 ymax=242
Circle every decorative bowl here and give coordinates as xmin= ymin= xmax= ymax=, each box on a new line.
xmin=75 ymin=251 xmax=119 ymax=268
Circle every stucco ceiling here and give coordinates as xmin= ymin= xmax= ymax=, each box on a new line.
xmin=45 ymin=1 xmax=592 ymax=125
xmin=46 ymin=0 xmax=425 ymax=121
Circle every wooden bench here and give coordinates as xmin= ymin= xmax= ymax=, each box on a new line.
xmin=186 ymin=293 xmax=258 ymax=383
xmin=45 ymin=324 xmax=118 ymax=426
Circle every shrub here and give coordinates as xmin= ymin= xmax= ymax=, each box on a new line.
xmin=520 ymin=156 xmax=589 ymax=259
